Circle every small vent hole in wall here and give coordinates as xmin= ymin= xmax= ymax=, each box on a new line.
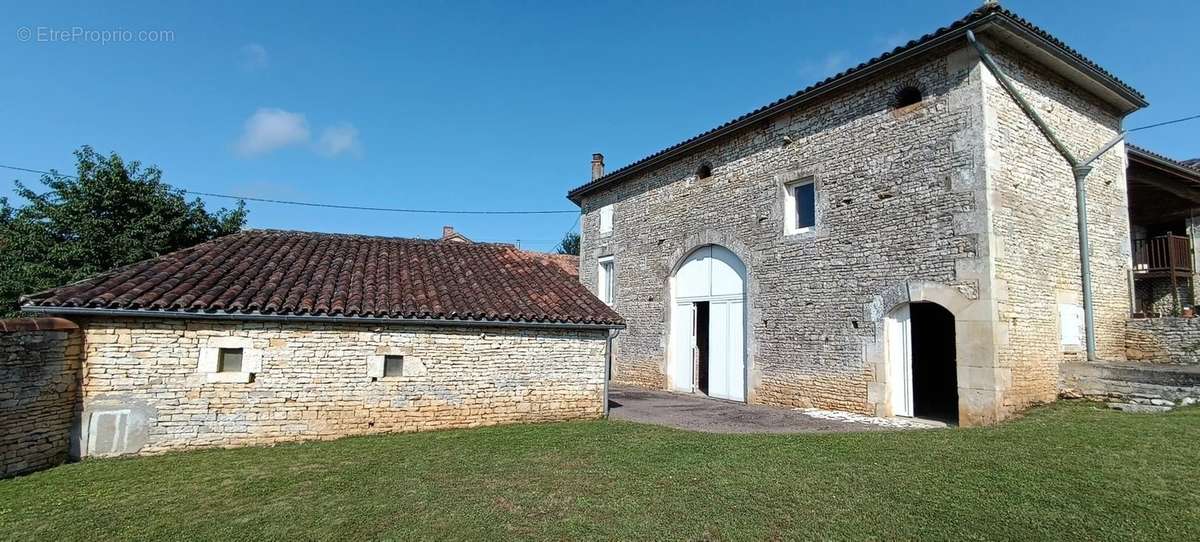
xmin=697 ymin=162 xmax=713 ymax=179
xmin=893 ymin=86 xmax=923 ymax=109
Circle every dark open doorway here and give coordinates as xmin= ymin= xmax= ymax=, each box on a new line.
xmin=695 ymin=301 xmax=710 ymax=395
xmin=910 ymin=302 xmax=958 ymax=424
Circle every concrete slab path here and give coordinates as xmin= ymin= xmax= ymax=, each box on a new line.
xmin=607 ymin=385 xmax=939 ymax=434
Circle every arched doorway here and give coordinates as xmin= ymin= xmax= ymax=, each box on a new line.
xmin=669 ymin=245 xmax=746 ymax=401
xmin=886 ymin=301 xmax=958 ymax=424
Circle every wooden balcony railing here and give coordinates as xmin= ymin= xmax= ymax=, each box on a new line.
xmin=1133 ymin=234 xmax=1193 ymax=277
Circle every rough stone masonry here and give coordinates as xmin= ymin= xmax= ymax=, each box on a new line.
xmin=574 ymin=26 xmax=1135 ymax=425
xmin=73 ymin=317 xmax=607 ymax=456
xmin=0 ymin=319 xmax=81 ymax=477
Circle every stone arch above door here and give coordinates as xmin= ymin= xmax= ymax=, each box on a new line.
xmin=865 ymin=280 xmax=1003 ymax=425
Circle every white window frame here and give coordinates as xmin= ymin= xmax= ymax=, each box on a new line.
xmin=598 ymin=204 xmax=614 ymax=236
xmin=198 ymin=336 xmax=260 ymax=384
xmin=598 ymin=256 xmax=615 ymax=306
xmin=784 ymin=178 xmax=817 ymax=235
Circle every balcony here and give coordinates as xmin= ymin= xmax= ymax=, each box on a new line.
xmin=1133 ymin=234 xmax=1193 ymax=278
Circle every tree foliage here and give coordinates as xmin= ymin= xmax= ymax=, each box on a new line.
xmin=0 ymin=146 xmax=247 ymax=315
xmin=555 ymin=231 xmax=580 ymax=255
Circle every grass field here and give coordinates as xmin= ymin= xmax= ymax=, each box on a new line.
xmin=1 ymin=402 xmax=1197 ymax=540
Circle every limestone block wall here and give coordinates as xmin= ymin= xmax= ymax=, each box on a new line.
xmin=0 ymin=319 xmax=81 ymax=478
xmin=75 ymin=317 xmax=607 ymax=457
xmin=1134 ymin=277 xmax=1190 ymax=316
xmin=1126 ymin=318 xmax=1200 ymax=365
xmin=578 ymin=42 xmax=992 ymax=417
xmin=982 ymin=38 xmax=1132 ymax=414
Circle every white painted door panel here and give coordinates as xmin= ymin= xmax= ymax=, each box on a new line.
xmin=675 ymin=248 xmax=711 ymax=299
xmin=726 ymin=300 xmax=745 ymax=402
xmin=670 ymin=302 xmax=694 ymax=393
xmin=709 ymin=249 xmax=744 ymax=297
xmin=887 ymin=305 xmax=913 ymax=417
xmin=707 ymin=300 xmax=745 ymax=402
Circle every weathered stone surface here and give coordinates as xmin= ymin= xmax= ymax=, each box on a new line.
xmin=70 ymin=317 xmax=607 ymax=457
xmin=575 ymin=37 xmax=1132 ymax=425
xmin=1060 ymin=361 xmax=1200 ymax=404
xmin=1126 ymin=318 xmax=1200 ymax=364
xmin=0 ymin=326 xmax=81 ymax=478
xmin=1107 ymin=402 xmax=1172 ymax=414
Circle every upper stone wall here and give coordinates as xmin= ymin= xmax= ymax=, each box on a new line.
xmin=982 ymin=37 xmax=1130 ymax=412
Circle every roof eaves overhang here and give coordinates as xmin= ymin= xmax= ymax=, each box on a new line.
xmin=564 ymin=16 xmax=993 ymax=205
xmin=1128 ymin=147 xmax=1200 ymax=185
xmin=567 ymin=10 xmax=1147 ymax=206
xmin=987 ymin=19 xmax=1147 ymax=115
xmin=21 ymin=305 xmax=626 ymax=331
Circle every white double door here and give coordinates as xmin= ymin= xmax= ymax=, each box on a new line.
xmin=670 ymin=297 xmax=745 ymax=402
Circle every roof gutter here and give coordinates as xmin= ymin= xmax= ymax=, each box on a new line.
xmin=567 ymin=12 xmax=1145 ymax=205
xmin=566 ymin=15 xmax=997 ymax=205
xmin=21 ymin=305 xmax=625 ymax=331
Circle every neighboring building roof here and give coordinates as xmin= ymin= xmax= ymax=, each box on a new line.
xmin=567 ymin=4 xmax=1147 ymax=204
xmin=1127 ymin=144 xmax=1200 ymax=183
xmin=22 ymin=230 xmax=622 ymax=328
xmin=528 ymin=252 xmax=579 ymax=278
xmin=439 ymin=225 xmax=472 ymax=243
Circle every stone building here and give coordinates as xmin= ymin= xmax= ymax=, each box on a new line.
xmin=12 ymin=230 xmax=621 ymax=462
xmin=1125 ymin=145 xmax=1200 ymax=316
xmin=569 ymin=4 xmax=1154 ymax=425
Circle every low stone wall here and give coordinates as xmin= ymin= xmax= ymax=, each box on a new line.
xmin=0 ymin=318 xmax=81 ymax=478
xmin=1060 ymin=362 xmax=1200 ymax=404
xmin=76 ymin=317 xmax=607 ymax=457
xmin=1126 ymin=318 xmax=1200 ymax=365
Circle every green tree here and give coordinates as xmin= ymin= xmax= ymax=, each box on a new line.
xmin=0 ymin=146 xmax=247 ymax=315
xmin=555 ymin=231 xmax=580 ymax=255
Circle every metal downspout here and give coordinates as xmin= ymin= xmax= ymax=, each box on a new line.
xmin=966 ymin=30 xmax=1127 ymax=362
xmin=604 ymin=328 xmax=620 ymax=417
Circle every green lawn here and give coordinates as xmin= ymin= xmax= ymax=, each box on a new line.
xmin=1 ymin=403 xmax=1198 ymax=541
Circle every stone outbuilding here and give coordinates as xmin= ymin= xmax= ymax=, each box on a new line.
xmin=568 ymin=4 xmax=1154 ymax=425
xmin=12 ymin=229 xmax=621 ymax=462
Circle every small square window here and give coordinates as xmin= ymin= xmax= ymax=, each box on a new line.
xmin=218 ymin=348 xmax=243 ymax=373
xmin=784 ymin=178 xmax=817 ymax=235
xmin=383 ymin=355 xmax=404 ymax=377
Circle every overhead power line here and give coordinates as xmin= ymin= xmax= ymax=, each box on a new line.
xmin=2 ymin=110 xmax=1197 ymax=216
xmin=0 ymin=164 xmax=579 ymax=215
xmin=1128 ymin=114 xmax=1200 ymax=133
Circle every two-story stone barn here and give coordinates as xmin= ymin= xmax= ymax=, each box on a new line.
xmin=569 ymin=4 xmax=1149 ymax=425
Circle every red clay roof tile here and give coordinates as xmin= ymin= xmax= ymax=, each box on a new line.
xmin=22 ymin=230 xmax=622 ymax=327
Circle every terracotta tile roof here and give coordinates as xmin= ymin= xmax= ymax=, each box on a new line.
xmin=567 ymin=4 xmax=1146 ymax=204
xmin=22 ymin=230 xmax=622 ymax=327
xmin=527 ymin=252 xmax=579 ymax=278
xmin=1127 ymin=144 xmax=1200 ymax=180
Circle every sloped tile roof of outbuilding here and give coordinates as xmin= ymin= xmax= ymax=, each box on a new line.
xmin=22 ymin=230 xmax=622 ymax=327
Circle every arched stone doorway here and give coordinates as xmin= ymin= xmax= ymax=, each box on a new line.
xmin=668 ymin=245 xmax=747 ymax=401
xmin=886 ymin=301 xmax=959 ymax=424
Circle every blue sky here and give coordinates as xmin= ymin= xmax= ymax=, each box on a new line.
xmin=3 ymin=0 xmax=1196 ymax=251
